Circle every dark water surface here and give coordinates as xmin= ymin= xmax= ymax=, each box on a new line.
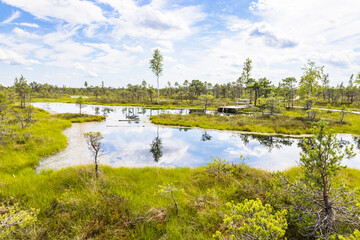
xmin=33 ymin=102 xmax=360 ymax=171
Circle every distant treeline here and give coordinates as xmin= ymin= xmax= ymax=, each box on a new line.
xmin=1 ymin=59 xmax=360 ymax=108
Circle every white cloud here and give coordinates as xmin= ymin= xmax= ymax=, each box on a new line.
xmin=2 ymin=0 xmax=106 ymax=24
xmin=87 ymin=71 xmax=98 ymax=78
xmin=73 ymin=63 xmax=98 ymax=78
xmin=224 ymin=16 xmax=251 ymax=31
xmin=101 ymin=0 xmax=206 ymax=40
xmin=73 ymin=63 xmax=86 ymax=71
xmin=155 ymin=40 xmax=174 ymax=53
xmin=123 ymin=44 xmax=144 ymax=53
xmin=1 ymin=11 xmax=21 ymax=24
xmin=0 ymin=47 xmax=38 ymax=65
xmin=18 ymin=22 xmax=40 ymax=28
xmin=12 ymin=27 xmax=41 ymax=39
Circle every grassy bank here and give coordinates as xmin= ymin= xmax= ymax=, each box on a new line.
xmin=0 ymin=109 xmax=104 ymax=174
xmin=150 ymin=109 xmax=360 ymax=136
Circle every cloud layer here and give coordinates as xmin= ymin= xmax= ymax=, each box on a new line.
xmin=0 ymin=0 xmax=359 ymax=86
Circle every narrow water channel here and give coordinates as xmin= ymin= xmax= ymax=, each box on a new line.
xmin=33 ymin=102 xmax=360 ymax=172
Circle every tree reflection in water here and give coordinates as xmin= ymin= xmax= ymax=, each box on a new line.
xmin=178 ymin=128 xmax=189 ymax=132
xmin=150 ymin=127 xmax=163 ymax=162
xmin=94 ymin=107 xmax=100 ymax=115
xmin=353 ymin=137 xmax=360 ymax=150
xmin=101 ymin=107 xmax=114 ymax=117
xmin=298 ymin=137 xmax=353 ymax=152
xmin=201 ymin=131 xmax=212 ymax=141
xmin=122 ymin=107 xmax=140 ymax=123
xmin=234 ymin=134 xmax=294 ymax=152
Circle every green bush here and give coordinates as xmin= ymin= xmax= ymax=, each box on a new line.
xmin=214 ymin=198 xmax=287 ymax=240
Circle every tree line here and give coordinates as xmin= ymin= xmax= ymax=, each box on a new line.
xmin=1 ymin=57 xmax=360 ymax=112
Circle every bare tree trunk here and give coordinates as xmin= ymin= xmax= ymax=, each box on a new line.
xmin=322 ymin=173 xmax=332 ymax=231
xmin=170 ymin=190 xmax=178 ymax=214
xmin=95 ymin=152 xmax=99 ymax=178
xmin=157 ymin=75 xmax=160 ymax=104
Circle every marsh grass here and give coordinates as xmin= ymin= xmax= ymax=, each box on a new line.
xmin=150 ymin=109 xmax=360 ymax=135
xmin=2 ymin=163 xmax=359 ymax=239
xmin=0 ymin=164 xmax=274 ymax=239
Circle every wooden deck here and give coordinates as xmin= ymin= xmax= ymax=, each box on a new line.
xmin=217 ymin=105 xmax=251 ymax=113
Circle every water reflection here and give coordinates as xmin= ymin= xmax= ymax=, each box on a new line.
xmin=150 ymin=127 xmax=163 ymax=162
xmin=298 ymin=137 xmax=353 ymax=152
xmin=94 ymin=107 xmax=100 ymax=115
xmin=233 ymin=134 xmax=294 ymax=153
xmin=102 ymin=107 xmax=114 ymax=117
xmin=201 ymin=131 xmax=212 ymax=142
xmin=354 ymin=137 xmax=360 ymax=150
xmin=32 ymin=102 xmax=360 ymax=171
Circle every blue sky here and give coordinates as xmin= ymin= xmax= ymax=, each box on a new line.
xmin=0 ymin=0 xmax=359 ymax=87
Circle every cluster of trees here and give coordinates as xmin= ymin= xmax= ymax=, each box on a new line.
xmin=0 ymin=76 xmax=36 ymax=145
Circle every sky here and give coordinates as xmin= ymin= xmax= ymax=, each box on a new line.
xmin=0 ymin=0 xmax=359 ymax=88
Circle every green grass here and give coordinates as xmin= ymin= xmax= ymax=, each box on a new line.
xmin=0 ymin=163 xmax=278 ymax=239
xmin=0 ymin=160 xmax=273 ymax=239
xmin=1 ymin=163 xmax=359 ymax=239
xmin=150 ymin=109 xmax=360 ymax=136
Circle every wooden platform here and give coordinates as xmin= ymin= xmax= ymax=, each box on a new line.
xmin=217 ymin=105 xmax=251 ymax=113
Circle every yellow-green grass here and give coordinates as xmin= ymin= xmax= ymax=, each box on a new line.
xmin=150 ymin=109 xmax=360 ymax=136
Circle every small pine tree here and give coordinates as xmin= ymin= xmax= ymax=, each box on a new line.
xmin=214 ymin=198 xmax=287 ymax=240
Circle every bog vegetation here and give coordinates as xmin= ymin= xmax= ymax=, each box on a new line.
xmin=1 ymin=57 xmax=360 ymax=239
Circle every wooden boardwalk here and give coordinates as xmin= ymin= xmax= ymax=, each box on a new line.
xmin=217 ymin=105 xmax=250 ymax=113
xmin=218 ymin=99 xmax=252 ymax=113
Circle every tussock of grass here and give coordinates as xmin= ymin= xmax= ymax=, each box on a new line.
xmin=54 ymin=113 xmax=106 ymax=123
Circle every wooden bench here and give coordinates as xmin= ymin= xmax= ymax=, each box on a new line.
xmin=235 ymin=99 xmax=250 ymax=107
